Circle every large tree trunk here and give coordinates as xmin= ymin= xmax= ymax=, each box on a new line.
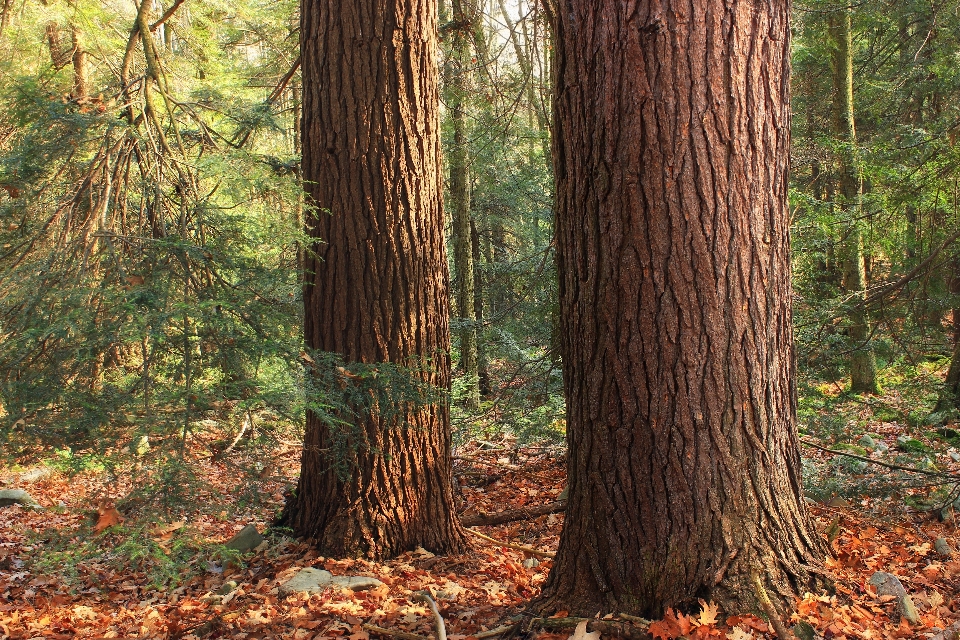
xmin=284 ymin=0 xmax=466 ymax=559
xmin=829 ymin=8 xmax=878 ymax=394
xmin=537 ymin=0 xmax=828 ymax=618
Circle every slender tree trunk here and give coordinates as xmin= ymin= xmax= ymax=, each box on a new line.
xmin=447 ymin=0 xmax=479 ymax=409
xmin=829 ymin=9 xmax=878 ymax=394
xmin=471 ymin=218 xmax=490 ymax=396
xmin=71 ymin=25 xmax=89 ymax=100
xmin=285 ymin=0 xmax=466 ymax=558
xmin=537 ymin=0 xmax=828 ymax=618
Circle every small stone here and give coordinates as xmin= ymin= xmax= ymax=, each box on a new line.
xmin=522 ymin=557 xmax=540 ymax=569
xmin=331 ymin=575 xmax=384 ymax=591
xmin=792 ymin=620 xmax=818 ymax=640
xmin=0 ymin=489 xmax=39 ymax=508
xmin=869 ymin=571 xmax=908 ymax=598
xmin=278 ymin=568 xmax=384 ymax=596
xmin=19 ymin=468 xmax=51 ymax=484
xmin=225 ymin=524 xmax=265 ymax=553
xmin=899 ymin=594 xmax=921 ymax=625
xmin=279 ymin=568 xmax=333 ymax=596
xmin=950 ymin=450 xmax=960 ymax=463
xmin=869 ymin=572 xmax=920 ymax=624
xmin=875 ymin=442 xmax=890 ymax=454
xmin=935 ymin=538 xmax=954 ymax=557
xmin=218 ymin=580 xmax=238 ymax=595
xmin=859 ymin=434 xmax=877 ymax=449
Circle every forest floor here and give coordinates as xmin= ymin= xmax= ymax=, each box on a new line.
xmin=3 ymin=382 xmax=960 ymax=639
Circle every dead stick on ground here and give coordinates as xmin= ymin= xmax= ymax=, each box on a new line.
xmin=474 ymin=624 xmax=517 ymax=639
xmin=752 ymin=574 xmax=792 ymax=640
xmin=363 ymin=624 xmax=428 ymax=640
xmin=461 ymin=501 xmax=566 ymax=527
xmin=454 ymin=455 xmax=555 ymax=482
xmin=413 ymin=591 xmax=447 ymax=640
xmin=464 ymin=527 xmax=555 ymax=558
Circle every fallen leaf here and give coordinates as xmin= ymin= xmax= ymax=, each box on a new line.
xmin=649 ymin=611 xmax=682 ymax=640
xmin=568 ymin=620 xmax=600 ymax=640
xmin=94 ymin=502 xmax=123 ymax=533
xmin=726 ymin=628 xmax=754 ymax=640
xmin=697 ymin=600 xmax=720 ymax=626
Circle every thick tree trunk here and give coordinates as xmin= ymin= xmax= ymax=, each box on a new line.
xmin=537 ymin=0 xmax=828 ymax=618
xmin=447 ymin=0 xmax=479 ymax=409
xmin=286 ymin=0 xmax=466 ymax=559
xmin=829 ymin=9 xmax=878 ymax=394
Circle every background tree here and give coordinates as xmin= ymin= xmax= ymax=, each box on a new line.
xmin=281 ymin=0 xmax=467 ymax=558
xmin=537 ymin=0 xmax=828 ymax=616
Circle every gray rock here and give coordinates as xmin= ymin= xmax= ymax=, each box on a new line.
xmin=332 ymin=575 xmax=384 ymax=591
xmin=875 ymin=442 xmax=890 ymax=454
xmin=19 ymin=468 xmax=51 ymax=484
xmin=278 ymin=567 xmax=383 ymax=596
xmin=522 ymin=558 xmax=540 ymax=569
xmin=950 ymin=450 xmax=960 ymax=463
xmin=869 ymin=572 xmax=920 ymax=625
xmin=859 ymin=434 xmax=877 ymax=449
xmin=936 ymin=538 xmax=954 ymax=558
xmin=217 ymin=580 xmax=238 ymax=595
xmin=0 ymin=489 xmax=39 ymax=508
xmin=792 ymin=621 xmax=818 ymax=640
xmin=225 ymin=524 xmax=264 ymax=553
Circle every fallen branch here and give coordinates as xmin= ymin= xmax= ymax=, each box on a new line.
xmin=412 ymin=591 xmax=446 ymax=640
xmin=861 ymin=228 xmax=960 ymax=309
xmin=464 ymin=527 xmax=555 ymax=558
xmin=527 ymin=617 xmax=650 ymax=640
xmin=474 ymin=624 xmax=518 ymax=639
xmin=362 ymin=624 xmax=429 ymax=640
xmin=801 ymin=439 xmax=959 ymax=480
xmin=454 ymin=455 xmax=556 ymax=482
xmin=461 ymin=501 xmax=566 ymax=527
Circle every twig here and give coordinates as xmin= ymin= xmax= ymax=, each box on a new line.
xmin=461 ymin=501 xmax=566 ymax=527
xmin=800 ymin=438 xmax=959 ymax=480
xmin=752 ymin=574 xmax=791 ymax=640
xmin=474 ymin=624 xmax=518 ymax=639
xmin=454 ymin=455 xmax=555 ymax=482
xmin=412 ymin=591 xmax=446 ymax=640
xmin=362 ymin=624 xmax=429 ymax=640
xmin=527 ymin=617 xmax=650 ymax=640
xmin=464 ymin=527 xmax=555 ymax=558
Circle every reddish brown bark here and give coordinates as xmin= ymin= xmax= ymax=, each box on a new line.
xmin=285 ymin=0 xmax=466 ymax=559
xmin=537 ymin=0 xmax=828 ymax=617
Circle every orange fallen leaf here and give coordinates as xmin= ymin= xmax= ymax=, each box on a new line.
xmin=94 ymin=501 xmax=124 ymax=533
xmin=697 ymin=600 xmax=720 ymax=626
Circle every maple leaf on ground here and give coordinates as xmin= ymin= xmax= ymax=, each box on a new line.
xmin=696 ymin=600 xmax=720 ymax=627
xmin=726 ymin=628 xmax=754 ymax=640
xmin=568 ymin=620 xmax=600 ymax=640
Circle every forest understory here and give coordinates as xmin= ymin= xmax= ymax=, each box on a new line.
xmin=4 ymin=369 xmax=960 ymax=640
